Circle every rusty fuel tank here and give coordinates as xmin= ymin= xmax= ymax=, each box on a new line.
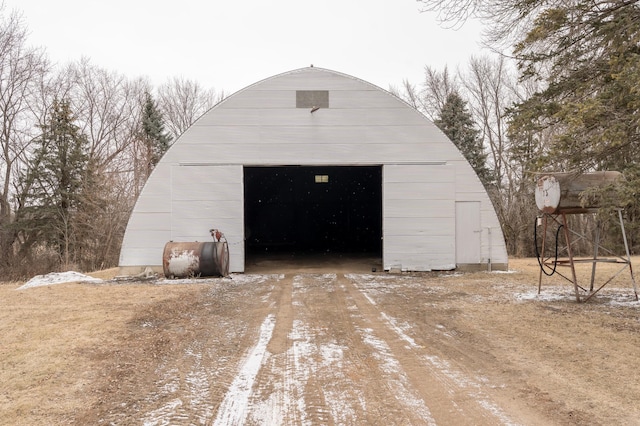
xmin=163 ymin=241 xmax=229 ymax=278
xmin=535 ymin=171 xmax=623 ymax=214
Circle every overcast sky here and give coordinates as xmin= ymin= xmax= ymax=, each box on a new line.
xmin=7 ymin=0 xmax=486 ymax=95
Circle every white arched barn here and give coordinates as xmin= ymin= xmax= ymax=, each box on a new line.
xmin=119 ymin=67 xmax=508 ymax=274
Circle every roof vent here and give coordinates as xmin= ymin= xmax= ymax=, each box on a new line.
xmin=296 ymin=90 xmax=328 ymax=109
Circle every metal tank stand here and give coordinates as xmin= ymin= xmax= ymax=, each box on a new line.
xmin=537 ymin=209 xmax=638 ymax=303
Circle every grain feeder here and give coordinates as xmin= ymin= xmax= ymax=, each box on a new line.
xmin=534 ymin=171 xmax=637 ymax=302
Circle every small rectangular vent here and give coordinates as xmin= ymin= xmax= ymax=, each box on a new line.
xmin=296 ymin=90 xmax=329 ymax=108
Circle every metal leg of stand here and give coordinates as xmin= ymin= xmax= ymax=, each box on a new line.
xmin=590 ymin=219 xmax=600 ymax=293
xmin=538 ymin=215 xmax=549 ymax=295
xmin=619 ymin=209 xmax=639 ymax=301
xmin=561 ymin=213 xmax=581 ymax=302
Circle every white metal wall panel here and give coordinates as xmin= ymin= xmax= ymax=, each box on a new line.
xmin=119 ymin=228 xmax=171 ymax=266
xmin=170 ymin=165 xmax=244 ymax=272
xmin=330 ymin=90 xmax=405 ymax=109
xmin=196 ymin=108 xmax=428 ymax=127
xmin=119 ymin=161 xmax=173 ymax=266
xmin=172 ymin=143 xmax=449 ymax=166
xmin=219 ymin=90 xmax=294 ymax=109
xmin=180 ymin=124 xmax=444 ymax=148
xmin=385 ymin=217 xmax=454 ymax=236
xmin=383 ymin=164 xmax=456 ymax=271
xmin=133 ymin=163 xmax=172 ymax=213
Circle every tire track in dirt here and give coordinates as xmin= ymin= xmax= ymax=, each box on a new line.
xmin=246 ymin=273 xmax=440 ymax=425
xmin=213 ymin=314 xmax=276 ymax=426
xmin=139 ymin=273 xmax=517 ymax=425
xmin=341 ymin=273 xmax=517 ymax=425
xmin=134 ymin=275 xmax=280 ymax=426
xmin=248 ymin=274 xmax=336 ymax=425
xmin=247 ymin=274 xmax=306 ymax=425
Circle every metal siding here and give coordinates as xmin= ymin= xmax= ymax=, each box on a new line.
xmin=131 ymin=163 xmax=172 ymax=213
xmin=182 ymin=124 xmax=442 ymax=147
xmin=331 ymin=90 xmax=405 ymax=109
xmin=385 ymin=237 xmax=456 ymax=271
xmin=129 ymin=194 xmax=171 ymax=213
xmin=219 ymin=90 xmax=293 ymax=108
xmin=383 ymin=164 xmax=456 ymax=271
xmin=384 ymin=200 xmax=455 ymax=218
xmin=172 ymin=142 xmax=447 ymax=165
xmin=384 ymin=182 xmax=456 ymax=200
xmin=119 ymin=247 xmax=163 ymax=266
xmin=123 ymin=212 xmax=171 ymax=231
xmin=119 ymin=229 xmax=171 ymax=266
xmin=385 ymin=217 xmax=455 ymax=236
xmin=196 ymin=108 xmax=427 ymax=127
xmin=170 ymin=165 xmax=244 ymax=272
xmin=171 ymin=219 xmax=239 ymax=238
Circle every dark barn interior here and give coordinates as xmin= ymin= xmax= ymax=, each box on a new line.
xmin=244 ymin=166 xmax=382 ymax=257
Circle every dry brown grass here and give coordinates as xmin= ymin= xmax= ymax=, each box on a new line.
xmin=1 ymin=257 xmax=638 ymax=425
xmin=0 ymin=279 xmax=200 ymax=426
xmin=512 ymin=255 xmax=639 ymax=298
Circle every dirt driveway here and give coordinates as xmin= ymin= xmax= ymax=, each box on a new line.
xmin=2 ymin=258 xmax=640 ymax=425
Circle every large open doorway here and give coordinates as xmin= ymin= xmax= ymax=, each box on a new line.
xmin=244 ymin=166 xmax=382 ymax=268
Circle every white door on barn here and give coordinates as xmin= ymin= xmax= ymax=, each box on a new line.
xmin=455 ymin=201 xmax=481 ymax=265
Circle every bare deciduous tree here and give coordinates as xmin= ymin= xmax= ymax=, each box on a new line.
xmin=0 ymin=6 xmax=48 ymax=266
xmin=389 ymin=65 xmax=458 ymax=121
xmin=463 ymin=56 xmax=511 ymax=190
xmin=421 ymin=65 xmax=458 ymax=121
xmin=69 ymin=58 xmax=143 ymax=170
xmin=389 ymin=79 xmax=425 ymax=112
xmin=157 ymin=76 xmax=224 ymax=141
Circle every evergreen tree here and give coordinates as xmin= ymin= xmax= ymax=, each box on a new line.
xmin=506 ymin=1 xmax=640 ymax=173
xmin=435 ymin=92 xmax=493 ymax=187
xmin=141 ymin=91 xmax=171 ymax=177
xmin=505 ymin=1 xmax=640 ymax=251
xmin=16 ymin=99 xmax=89 ymax=267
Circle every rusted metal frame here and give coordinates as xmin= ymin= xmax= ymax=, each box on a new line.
xmin=618 ymin=209 xmax=639 ymax=301
xmin=554 ymin=209 xmax=637 ymax=302
xmin=538 ymin=214 xmax=587 ymax=292
xmin=590 ymin=219 xmax=600 ymax=292
xmin=582 ymin=262 xmax=636 ymax=302
xmin=563 ymin=225 xmax=589 ymax=256
xmin=543 ymin=266 xmax=588 ymax=292
xmin=538 ymin=214 xmax=581 ymax=289
xmin=538 ymin=214 xmax=549 ymax=294
xmin=578 ymin=210 xmax=639 ymax=301
xmin=561 ymin=213 xmax=582 ymax=302
xmin=538 ymin=214 xmax=574 ymax=287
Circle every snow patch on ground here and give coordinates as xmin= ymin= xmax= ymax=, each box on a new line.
xmin=17 ymin=271 xmax=103 ymax=290
xmin=160 ymin=273 xmax=283 ymax=285
xmin=515 ymin=286 xmax=640 ymax=305
xmin=213 ymin=314 xmax=276 ymax=426
xmin=142 ymin=399 xmax=184 ymax=426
